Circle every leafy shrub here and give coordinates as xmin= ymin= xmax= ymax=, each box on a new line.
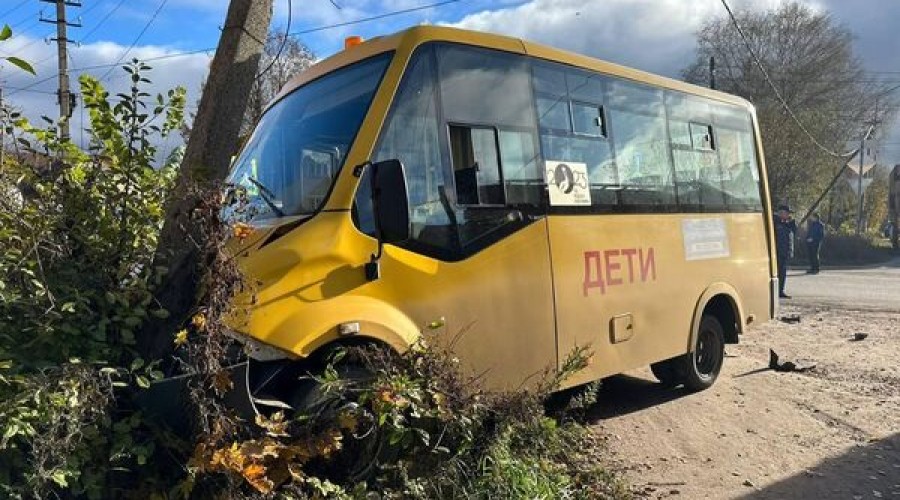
xmin=185 ymin=340 xmax=630 ymax=499
xmin=0 ymin=61 xmax=187 ymax=497
xmin=793 ymin=231 xmax=893 ymax=266
xmin=0 ymin=53 xmax=628 ymax=499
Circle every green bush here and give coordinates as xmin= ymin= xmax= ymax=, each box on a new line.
xmin=0 ymin=60 xmax=186 ymax=497
xmin=0 ymin=53 xmax=628 ymax=499
xmin=793 ymin=231 xmax=894 ymax=266
xmin=185 ymin=341 xmax=630 ymax=499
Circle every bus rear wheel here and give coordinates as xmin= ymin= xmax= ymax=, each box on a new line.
xmin=650 ymin=315 xmax=725 ymax=391
xmin=682 ymin=315 xmax=725 ymax=391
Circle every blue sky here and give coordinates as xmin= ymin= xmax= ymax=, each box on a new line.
xmin=2 ymin=0 xmax=899 ymax=164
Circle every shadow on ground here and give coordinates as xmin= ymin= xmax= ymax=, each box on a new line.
xmin=737 ymin=432 xmax=900 ymax=499
xmin=584 ymin=374 xmax=689 ymax=420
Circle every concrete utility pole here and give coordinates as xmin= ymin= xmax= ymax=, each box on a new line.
xmin=179 ymin=0 xmax=275 ymax=182
xmin=709 ymin=56 xmax=716 ymax=90
xmin=40 ymin=0 xmax=81 ymax=142
xmin=856 ymin=135 xmax=866 ymax=235
xmin=140 ymin=0 xmax=274 ymax=359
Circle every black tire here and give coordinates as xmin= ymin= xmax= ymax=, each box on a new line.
xmin=650 ymin=358 xmax=683 ymax=387
xmin=680 ymin=315 xmax=725 ymax=391
xmin=287 ymin=349 xmax=392 ymax=483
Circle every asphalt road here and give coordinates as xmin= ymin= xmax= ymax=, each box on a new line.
xmin=783 ymin=257 xmax=900 ymax=312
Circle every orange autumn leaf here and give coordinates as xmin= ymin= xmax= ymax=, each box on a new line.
xmin=232 ymin=222 xmax=254 ymax=240
xmin=242 ymin=463 xmax=274 ymax=494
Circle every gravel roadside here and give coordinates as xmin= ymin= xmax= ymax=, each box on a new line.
xmin=591 ymin=304 xmax=900 ymax=499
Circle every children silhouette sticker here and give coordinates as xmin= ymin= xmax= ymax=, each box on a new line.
xmin=545 ymin=160 xmax=591 ymax=206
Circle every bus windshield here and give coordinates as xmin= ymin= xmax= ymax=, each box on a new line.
xmin=225 ymin=53 xmax=392 ymax=221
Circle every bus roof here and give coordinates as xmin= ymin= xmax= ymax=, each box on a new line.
xmin=273 ymin=25 xmax=753 ymax=111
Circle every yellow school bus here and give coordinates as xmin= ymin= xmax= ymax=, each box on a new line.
xmin=223 ymin=26 xmax=778 ymax=412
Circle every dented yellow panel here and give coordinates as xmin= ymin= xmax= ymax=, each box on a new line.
xmin=237 ymin=211 xmax=558 ymax=390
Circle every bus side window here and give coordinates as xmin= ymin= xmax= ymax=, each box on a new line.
xmin=436 ymin=43 xmax=541 ymax=253
xmin=449 ymin=125 xmax=504 ymax=205
xmin=607 ymin=80 xmax=675 ymax=207
xmin=665 ymin=92 xmax=724 ymax=211
xmin=713 ymin=103 xmax=763 ymax=211
xmin=367 ymin=45 xmax=456 ymax=252
xmin=532 ymin=61 xmax=617 ymax=208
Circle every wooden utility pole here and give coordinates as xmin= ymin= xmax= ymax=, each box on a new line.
xmin=139 ymin=0 xmax=274 ymax=358
xmin=40 ymin=0 xmax=81 ymax=142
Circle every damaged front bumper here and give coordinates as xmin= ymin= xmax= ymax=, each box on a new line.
xmin=134 ymin=362 xmax=257 ymax=435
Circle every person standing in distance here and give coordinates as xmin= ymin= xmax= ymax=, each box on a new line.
xmin=774 ymin=204 xmax=798 ymax=299
xmin=806 ymin=213 xmax=825 ymax=274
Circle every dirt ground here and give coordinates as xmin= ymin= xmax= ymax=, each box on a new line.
xmin=591 ymin=303 xmax=900 ymax=500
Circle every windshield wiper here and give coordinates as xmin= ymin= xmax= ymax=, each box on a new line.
xmin=245 ymin=176 xmax=285 ymax=218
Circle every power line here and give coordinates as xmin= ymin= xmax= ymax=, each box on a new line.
xmin=6 ymin=47 xmax=214 ymax=97
xmin=10 ymin=0 xmax=104 ymax=43
xmin=289 ymin=0 xmax=463 ymax=36
xmin=8 ymin=8 xmax=40 ymax=31
xmin=0 ymin=0 xmax=30 ymax=20
xmin=98 ymin=0 xmax=170 ymax=81
xmin=2 ymin=86 xmax=57 ymax=95
xmin=8 ymin=0 xmax=467 ymax=96
xmin=718 ymin=0 xmax=854 ymax=159
xmin=78 ymin=0 xmax=109 ymax=18
xmin=78 ymin=0 xmax=128 ymax=43
xmin=256 ymin=0 xmax=293 ymax=81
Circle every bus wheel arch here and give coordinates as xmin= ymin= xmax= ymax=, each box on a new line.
xmin=246 ymin=321 xmax=415 ymax=418
xmin=649 ymin=286 xmax=743 ymax=391
xmin=689 ymin=285 xmax=745 ymax=351
xmin=275 ymin=334 xmax=399 ymax=482
xmin=653 ymin=306 xmax=731 ymax=391
xmin=296 ymin=320 xmax=416 ymax=361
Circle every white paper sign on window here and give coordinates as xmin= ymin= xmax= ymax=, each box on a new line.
xmin=545 ymin=160 xmax=591 ymax=206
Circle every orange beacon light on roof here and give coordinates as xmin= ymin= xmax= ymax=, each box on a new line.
xmin=344 ymin=36 xmax=363 ymax=49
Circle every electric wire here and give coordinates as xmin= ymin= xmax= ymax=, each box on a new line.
xmin=98 ymin=0 xmax=170 ymax=81
xmin=255 ymin=0 xmax=293 ymax=81
xmin=0 ymin=0 xmax=30 ymax=20
xmin=78 ymin=0 xmax=128 ymax=43
xmin=7 ymin=8 xmax=38 ymax=31
xmin=719 ymin=0 xmax=854 ymax=159
xmin=289 ymin=0 xmax=462 ymax=36
xmin=79 ymin=0 xmax=108 ymax=18
xmin=7 ymin=0 xmax=466 ymax=96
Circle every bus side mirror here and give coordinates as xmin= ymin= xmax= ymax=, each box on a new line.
xmin=366 ymin=159 xmax=410 ymax=281
xmin=371 ymin=158 xmax=411 ymax=245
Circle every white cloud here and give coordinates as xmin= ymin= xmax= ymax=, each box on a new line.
xmin=447 ymin=0 xmax=818 ymax=76
xmin=446 ymin=0 xmax=900 ymax=164
xmin=2 ymin=34 xmax=212 ymax=159
xmin=447 ymin=0 xmax=724 ymax=77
